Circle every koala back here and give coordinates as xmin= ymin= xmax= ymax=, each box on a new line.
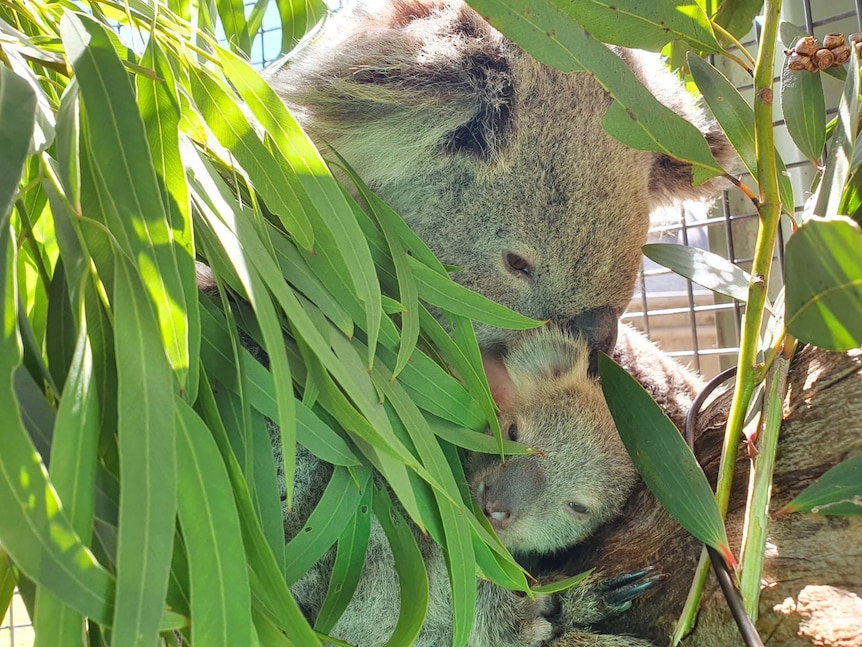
xmin=269 ymin=0 xmax=734 ymax=354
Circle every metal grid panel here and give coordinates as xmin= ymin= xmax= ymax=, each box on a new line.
xmin=623 ymin=0 xmax=860 ymax=379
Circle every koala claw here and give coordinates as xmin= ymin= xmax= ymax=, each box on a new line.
xmin=601 ymin=568 xmax=666 ymax=610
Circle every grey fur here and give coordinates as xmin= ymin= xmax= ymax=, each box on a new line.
xmin=281 ymin=328 xmax=641 ymax=646
xmin=267 ymin=0 xmax=733 ymax=354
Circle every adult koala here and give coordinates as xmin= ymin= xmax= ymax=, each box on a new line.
xmin=268 ymin=0 xmax=732 ymax=357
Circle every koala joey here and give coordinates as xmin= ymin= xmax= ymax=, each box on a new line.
xmin=470 ymin=327 xmax=638 ymax=556
xmin=281 ymin=327 xmax=653 ymax=647
xmin=268 ymin=0 xmax=734 ymax=357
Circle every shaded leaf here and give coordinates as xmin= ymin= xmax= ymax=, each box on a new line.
xmin=599 ymin=353 xmax=735 ymax=565
xmin=713 ymin=0 xmax=762 ymax=39
xmin=532 ymin=570 xmax=592 ymax=594
xmin=777 ymin=454 xmax=862 ymax=516
xmin=175 ymin=399 xmax=254 ymax=646
xmin=785 ymin=216 xmax=862 ymax=350
xmin=779 ymin=29 xmax=826 ymax=163
xmin=642 ymin=243 xmax=751 ymax=302
xmin=687 ymin=53 xmax=795 ymax=216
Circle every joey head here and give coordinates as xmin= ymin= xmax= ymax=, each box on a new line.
xmin=470 ymin=327 xmax=638 ymax=555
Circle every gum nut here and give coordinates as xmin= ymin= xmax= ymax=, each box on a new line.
xmin=813 ymin=48 xmax=835 ymax=69
xmin=787 ymin=52 xmax=809 ymax=71
xmin=851 ymin=32 xmax=862 ymax=43
xmin=794 ymin=35 xmax=820 ymax=56
xmin=823 ymin=33 xmax=846 ymax=49
xmin=833 ymin=45 xmax=852 ymax=65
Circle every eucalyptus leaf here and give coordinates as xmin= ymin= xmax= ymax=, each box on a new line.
xmin=642 ymin=243 xmax=751 ymax=303
xmin=713 ymin=0 xmax=762 ymax=39
xmin=599 ymin=353 xmax=735 ymax=565
xmin=551 ymin=0 xmax=720 ymax=53
xmin=0 ymin=65 xmax=36 ymax=222
xmin=780 ymin=44 xmax=826 ymax=163
xmin=777 ymin=454 xmax=862 ymax=516
xmin=785 ymin=216 xmax=862 ymax=350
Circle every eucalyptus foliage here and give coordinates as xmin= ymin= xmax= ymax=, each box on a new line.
xmin=2 ymin=0 xmax=862 ymax=646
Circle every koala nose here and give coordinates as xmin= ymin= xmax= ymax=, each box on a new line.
xmin=474 ymin=459 xmax=546 ymax=530
xmin=565 ymin=306 xmax=620 ymax=374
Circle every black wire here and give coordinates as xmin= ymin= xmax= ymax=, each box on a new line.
xmin=685 ymin=365 xmax=763 ymax=647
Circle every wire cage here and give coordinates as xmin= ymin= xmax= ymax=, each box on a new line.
xmin=627 ymin=0 xmax=862 ymax=378
xmin=2 ymin=0 xmax=859 ymax=644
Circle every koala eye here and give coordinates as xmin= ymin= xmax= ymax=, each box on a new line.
xmin=505 ymin=252 xmax=532 ymax=278
xmin=568 ymin=502 xmax=589 ymax=515
xmin=507 ymin=422 xmax=518 ymax=442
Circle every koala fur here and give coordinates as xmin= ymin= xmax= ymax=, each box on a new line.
xmin=552 ymin=344 xmax=862 ymax=647
xmin=280 ymin=328 xmax=645 ymax=646
xmin=268 ymin=0 xmax=733 ymax=355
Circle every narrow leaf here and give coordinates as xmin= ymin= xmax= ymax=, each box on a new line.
xmin=175 ymin=399 xmax=254 ymax=646
xmin=642 ymin=243 xmax=751 ymax=303
xmin=777 ymin=454 xmax=862 ymax=516
xmin=0 ymin=65 xmax=36 ymax=220
xmin=599 ymin=353 xmax=735 ymax=565
xmin=110 ymin=256 xmax=177 ymax=647
xmin=277 ymin=0 xmax=327 ymax=53
xmin=785 ymin=216 xmax=862 ymax=350
xmin=780 ymin=45 xmax=826 ymax=164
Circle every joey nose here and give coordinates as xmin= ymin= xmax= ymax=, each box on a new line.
xmin=475 ymin=460 xmax=546 ymax=530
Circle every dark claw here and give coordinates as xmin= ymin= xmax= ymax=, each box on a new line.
xmin=601 ymin=567 xmax=666 ymax=607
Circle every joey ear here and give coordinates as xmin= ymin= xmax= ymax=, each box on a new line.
xmin=504 ymin=328 xmax=592 ymax=396
xmin=269 ymin=0 xmax=515 ymax=185
xmin=647 ymin=127 xmax=737 ymax=208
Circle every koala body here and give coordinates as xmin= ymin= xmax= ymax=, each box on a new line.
xmin=279 ymin=328 xmax=644 ymax=646
xmin=269 ymin=0 xmax=730 ymax=355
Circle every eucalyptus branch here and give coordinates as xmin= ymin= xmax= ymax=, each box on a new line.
xmin=679 ymin=0 xmax=785 ymax=630
xmin=712 ymin=22 xmax=757 ymax=70
xmin=738 ymin=335 xmax=795 ymax=617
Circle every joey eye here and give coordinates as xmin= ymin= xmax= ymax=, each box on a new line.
xmin=507 ymin=423 xmax=518 ymax=442
xmin=568 ymin=502 xmax=589 ymax=515
xmin=505 ymin=253 xmax=532 ymax=277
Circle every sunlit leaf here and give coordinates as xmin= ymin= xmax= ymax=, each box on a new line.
xmin=0 ymin=65 xmax=36 ymax=220
xmin=643 ymin=243 xmax=751 ymax=303
xmin=276 ymin=0 xmax=328 ymax=54
xmin=713 ymin=0 xmax=762 ymax=39
xmin=550 ymin=0 xmax=720 ymax=53
xmin=785 ymin=216 xmax=862 ymax=350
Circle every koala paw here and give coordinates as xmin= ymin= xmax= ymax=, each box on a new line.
xmin=559 ymin=568 xmax=664 ymax=628
xmin=517 ymin=593 xmax=558 ymax=646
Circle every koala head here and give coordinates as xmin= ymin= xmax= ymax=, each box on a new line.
xmin=468 ymin=328 xmax=637 ymax=555
xmin=269 ymin=0 xmax=732 ymax=355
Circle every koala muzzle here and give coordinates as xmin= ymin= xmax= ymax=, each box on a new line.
xmin=565 ymin=306 xmax=621 ymax=374
xmin=474 ymin=459 xmax=546 ymax=530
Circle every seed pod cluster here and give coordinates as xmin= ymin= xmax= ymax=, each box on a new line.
xmin=786 ymin=33 xmax=852 ymax=72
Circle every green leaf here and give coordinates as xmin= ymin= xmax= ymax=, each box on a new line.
xmin=34 ymin=313 xmax=100 ymax=647
xmin=314 ymin=482 xmax=373 ymax=634
xmin=61 ymin=12 xmax=191 ymax=390
xmin=550 ymin=0 xmax=720 ymax=53
xmin=284 ymin=466 xmax=371 ymax=585
xmin=468 ymin=0 xmax=725 ymax=183
xmin=642 ymin=243 xmax=751 ymax=302
xmin=175 ymin=399 xmax=254 ymax=646
xmin=0 ymin=225 xmax=114 ymax=626
xmin=277 ymin=0 xmax=328 ymax=53
xmin=408 ymin=256 xmax=543 ymax=330
xmin=811 ymin=41 xmax=860 ymax=221
xmin=779 ymin=32 xmax=826 ymax=163
xmin=0 ymin=65 xmax=36 ymax=221
xmin=111 ymin=256 xmax=178 ymax=647
xmin=372 ymin=485 xmax=429 ymax=647
xmin=599 ymin=353 xmax=735 ymax=565
xmin=713 ymin=0 xmax=762 ymax=39
xmin=531 ymin=570 xmax=592 ymax=594
xmin=215 ymin=0 xmax=251 ymax=54
xmin=187 ymin=66 xmax=314 ymax=250
xmin=687 ymin=53 xmax=795 ymax=216
xmin=777 ymin=454 xmax=862 ymax=516
xmin=785 ymin=216 xmax=862 ymax=350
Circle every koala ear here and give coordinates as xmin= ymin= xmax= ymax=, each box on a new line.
xmin=618 ymin=50 xmax=738 ymax=208
xmin=504 ymin=328 xmax=593 ymax=397
xmin=268 ymin=0 xmax=515 ymax=186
